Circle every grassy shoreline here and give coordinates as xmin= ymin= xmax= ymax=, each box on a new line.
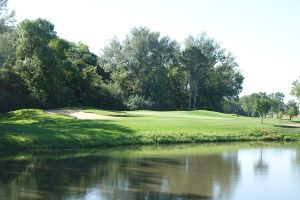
xmin=0 ymin=108 xmax=300 ymax=150
xmin=1 ymin=142 xmax=298 ymax=161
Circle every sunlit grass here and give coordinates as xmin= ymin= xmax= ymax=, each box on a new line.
xmin=0 ymin=108 xmax=300 ymax=149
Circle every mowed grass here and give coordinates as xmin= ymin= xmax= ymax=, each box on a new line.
xmin=0 ymin=108 xmax=300 ymax=149
xmin=84 ymin=109 xmax=299 ymax=134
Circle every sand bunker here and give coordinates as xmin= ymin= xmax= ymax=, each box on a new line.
xmin=45 ymin=109 xmax=121 ymax=120
xmin=281 ymin=123 xmax=300 ymax=128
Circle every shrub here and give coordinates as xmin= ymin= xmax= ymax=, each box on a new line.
xmin=277 ymin=111 xmax=284 ymax=119
xmin=99 ymin=83 xmax=125 ymax=110
xmin=126 ymin=95 xmax=153 ymax=110
xmin=223 ymin=100 xmax=245 ymax=115
xmin=0 ymin=89 xmax=20 ymax=112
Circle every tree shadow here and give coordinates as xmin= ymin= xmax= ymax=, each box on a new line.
xmin=0 ymin=109 xmax=136 ymax=148
xmin=79 ymin=108 xmax=142 ymax=117
xmin=279 ymin=119 xmax=300 ymax=124
xmin=273 ymin=125 xmax=299 ymax=129
xmin=123 ymin=191 xmax=211 ymax=200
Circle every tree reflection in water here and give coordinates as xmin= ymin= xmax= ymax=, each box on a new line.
xmin=0 ymin=144 xmax=242 ymax=200
xmin=254 ymin=148 xmax=269 ymax=176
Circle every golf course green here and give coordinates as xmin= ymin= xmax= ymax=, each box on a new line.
xmin=0 ymin=108 xmax=300 ymax=149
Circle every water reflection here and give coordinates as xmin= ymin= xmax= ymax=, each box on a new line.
xmin=0 ymin=143 xmax=299 ymax=200
xmin=254 ymin=148 xmax=269 ymax=175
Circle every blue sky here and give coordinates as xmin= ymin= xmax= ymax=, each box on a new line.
xmin=8 ymin=0 xmax=300 ymax=101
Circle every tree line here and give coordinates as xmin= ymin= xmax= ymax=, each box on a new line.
xmin=0 ymin=1 xmax=244 ymax=112
xmin=224 ymin=77 xmax=300 ymax=122
xmin=224 ymin=92 xmax=299 ymax=123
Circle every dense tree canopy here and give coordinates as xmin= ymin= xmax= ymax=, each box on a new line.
xmin=0 ymin=4 xmax=244 ymax=112
xmin=182 ymin=34 xmax=243 ymax=111
xmin=287 ymin=100 xmax=299 ymax=120
xmin=0 ymin=17 xmax=122 ymax=111
xmin=14 ymin=19 xmax=62 ymax=103
xmin=254 ymin=92 xmax=271 ymax=124
xmin=291 ymin=77 xmax=300 ymax=100
xmin=99 ymin=27 xmax=184 ymax=110
xmin=269 ymin=92 xmax=285 ymax=118
xmin=238 ymin=92 xmax=272 ymax=123
xmin=99 ymin=30 xmax=243 ymax=111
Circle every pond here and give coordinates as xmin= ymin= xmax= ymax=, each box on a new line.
xmin=0 ymin=142 xmax=300 ymax=200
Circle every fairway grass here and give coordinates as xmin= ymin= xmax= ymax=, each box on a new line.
xmin=0 ymin=108 xmax=300 ymax=149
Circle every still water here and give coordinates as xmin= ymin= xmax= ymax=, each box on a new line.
xmin=0 ymin=142 xmax=300 ymax=200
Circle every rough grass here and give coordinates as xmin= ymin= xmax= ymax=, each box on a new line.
xmin=0 ymin=108 xmax=300 ymax=149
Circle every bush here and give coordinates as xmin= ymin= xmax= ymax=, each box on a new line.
xmin=0 ymin=89 xmax=20 ymax=112
xmin=126 ymin=95 xmax=153 ymax=110
xmin=99 ymin=83 xmax=125 ymax=110
xmin=277 ymin=111 xmax=284 ymax=119
xmin=223 ymin=100 xmax=245 ymax=115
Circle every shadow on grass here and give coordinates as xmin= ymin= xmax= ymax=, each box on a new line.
xmin=279 ymin=119 xmax=300 ymax=124
xmin=81 ymin=108 xmax=141 ymax=117
xmin=0 ymin=109 xmax=135 ymax=148
xmin=273 ymin=125 xmax=299 ymax=129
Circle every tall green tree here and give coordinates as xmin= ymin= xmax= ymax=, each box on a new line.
xmin=209 ymin=59 xmax=243 ymax=111
xmin=182 ymin=45 xmax=208 ymax=110
xmin=0 ymin=0 xmax=15 ymax=34
xmin=13 ymin=19 xmax=64 ymax=104
xmin=240 ymin=95 xmax=258 ymax=117
xmin=0 ymin=0 xmax=21 ymax=112
xmin=287 ymin=100 xmax=299 ymax=120
xmin=291 ymin=77 xmax=300 ymax=101
xmin=223 ymin=99 xmax=244 ymax=115
xmin=167 ymin=64 xmax=189 ymax=109
xmin=1 ymin=20 xmax=245 ymax=112
xmin=0 ymin=0 xmax=15 ymax=66
xmin=269 ymin=92 xmax=285 ymax=118
xmin=183 ymin=33 xmax=243 ymax=111
xmin=65 ymin=42 xmax=101 ymax=104
xmin=99 ymin=27 xmax=181 ymax=109
xmin=254 ymin=92 xmax=271 ymax=124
